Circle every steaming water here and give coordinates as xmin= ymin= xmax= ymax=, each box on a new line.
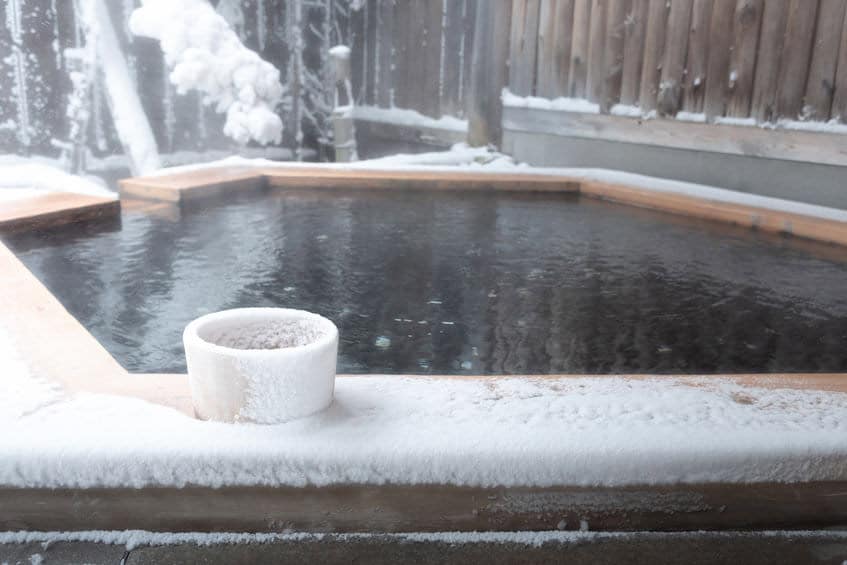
xmin=6 ymin=189 xmax=847 ymax=374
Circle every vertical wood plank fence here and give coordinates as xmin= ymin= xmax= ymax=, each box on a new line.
xmin=354 ymin=0 xmax=847 ymax=129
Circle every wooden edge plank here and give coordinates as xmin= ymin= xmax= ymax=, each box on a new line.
xmin=118 ymin=168 xmax=266 ymax=203
xmin=0 ymin=241 xmax=192 ymax=415
xmin=579 ymin=178 xmax=847 ymax=247
xmin=0 ymin=242 xmax=127 ymax=386
xmin=1 ymin=481 xmax=846 ymax=533
xmin=0 ymin=193 xmax=120 ymax=234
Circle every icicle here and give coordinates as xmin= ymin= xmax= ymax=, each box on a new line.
xmin=286 ymin=0 xmax=305 ymax=160
xmin=122 ymin=0 xmax=137 ymax=86
xmin=162 ymin=60 xmax=176 ymax=152
xmin=257 ymin=0 xmax=267 ymax=51
xmin=360 ymin=0 xmax=368 ymax=103
xmin=6 ymin=0 xmax=32 ymax=150
xmin=438 ymin=0 xmax=447 ymax=104
xmin=196 ymin=96 xmax=207 ymax=148
xmin=51 ymin=0 xmax=62 ymax=69
xmin=91 ymin=65 xmax=107 ymax=152
xmin=456 ymin=0 xmax=467 ymax=111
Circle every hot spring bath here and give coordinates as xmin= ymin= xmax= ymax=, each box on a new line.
xmin=4 ymin=188 xmax=847 ymax=375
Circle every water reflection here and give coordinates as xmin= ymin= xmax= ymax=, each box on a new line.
xmin=6 ymin=190 xmax=847 ymax=374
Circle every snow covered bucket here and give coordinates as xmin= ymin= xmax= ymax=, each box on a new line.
xmin=183 ymin=308 xmax=338 ymax=424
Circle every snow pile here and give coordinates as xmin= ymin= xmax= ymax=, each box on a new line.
xmin=328 ymin=45 xmax=351 ymax=60
xmin=0 ymin=373 xmax=845 ymax=488
xmin=0 ymin=156 xmax=115 ymax=202
xmin=129 ymin=0 xmax=284 ymax=145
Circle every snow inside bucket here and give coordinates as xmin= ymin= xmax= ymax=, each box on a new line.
xmin=198 ymin=318 xmax=330 ymax=350
xmin=184 ymin=308 xmax=338 ymax=424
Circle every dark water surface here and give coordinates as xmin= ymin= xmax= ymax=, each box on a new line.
xmin=6 ymin=189 xmax=847 ymax=374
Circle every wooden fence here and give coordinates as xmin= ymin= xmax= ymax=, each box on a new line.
xmin=353 ymin=0 xmax=847 ymax=129
xmin=350 ymin=0 xmax=478 ymax=119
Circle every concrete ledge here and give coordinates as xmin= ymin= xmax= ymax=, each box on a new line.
xmin=0 ymin=192 xmax=119 ymax=233
xmin=1 ymin=482 xmax=846 ymax=533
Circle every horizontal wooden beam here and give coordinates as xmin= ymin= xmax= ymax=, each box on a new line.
xmin=502 ymin=106 xmax=847 ymax=167
xmin=2 ymin=481 xmax=845 ymax=533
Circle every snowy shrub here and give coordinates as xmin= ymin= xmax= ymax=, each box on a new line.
xmin=129 ymin=0 xmax=284 ymax=145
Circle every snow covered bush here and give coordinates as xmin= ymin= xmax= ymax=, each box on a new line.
xmin=129 ymin=0 xmax=284 ymax=145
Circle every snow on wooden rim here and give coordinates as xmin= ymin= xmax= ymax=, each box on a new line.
xmin=0 ymin=371 xmax=844 ymax=489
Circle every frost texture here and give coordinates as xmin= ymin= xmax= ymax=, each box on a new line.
xmin=129 ymin=0 xmax=284 ymax=145
xmin=205 ymin=320 xmax=328 ymax=350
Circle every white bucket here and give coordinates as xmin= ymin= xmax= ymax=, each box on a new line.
xmin=183 ymin=308 xmax=338 ymax=424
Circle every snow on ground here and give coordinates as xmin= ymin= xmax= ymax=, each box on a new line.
xmin=129 ymin=0 xmax=284 ymax=145
xmin=0 ymin=314 xmax=845 ymax=490
xmin=0 ymin=156 xmax=115 ymax=202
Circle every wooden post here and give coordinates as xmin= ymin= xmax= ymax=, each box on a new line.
xmin=638 ymin=0 xmax=669 ymax=114
xmin=620 ymin=0 xmax=648 ymax=106
xmin=803 ymin=0 xmax=847 ymax=120
xmin=703 ymin=0 xmax=735 ymax=121
xmin=775 ymin=0 xmax=819 ymax=119
xmin=467 ymin=1 xmax=511 ymax=147
xmin=726 ymin=0 xmax=764 ymax=118
xmin=568 ymin=0 xmax=592 ymax=97
xmin=681 ymin=0 xmax=714 ymax=114
xmin=749 ymin=0 xmax=788 ymax=122
xmin=601 ymin=0 xmax=628 ymax=112
xmin=330 ymin=46 xmax=358 ymax=162
xmin=831 ymin=6 xmax=847 ymax=121
xmin=657 ymin=0 xmax=693 ymax=116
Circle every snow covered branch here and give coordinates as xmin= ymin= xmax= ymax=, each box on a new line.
xmin=129 ymin=0 xmax=284 ymax=146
